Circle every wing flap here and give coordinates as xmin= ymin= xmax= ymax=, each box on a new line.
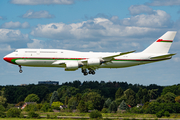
xmin=150 ymin=53 xmax=176 ymax=60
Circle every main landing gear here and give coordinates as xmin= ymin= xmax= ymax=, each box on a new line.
xmin=82 ymin=68 xmax=95 ymax=76
xmin=18 ymin=65 xmax=23 ymax=73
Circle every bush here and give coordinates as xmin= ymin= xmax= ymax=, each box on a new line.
xmin=6 ymin=108 xmax=21 ymax=117
xmin=164 ymin=111 xmax=170 ymax=117
xmin=24 ymin=104 xmax=38 ymax=112
xmin=0 ymin=105 xmax=5 ymax=112
xmin=156 ymin=110 xmax=164 ymax=118
xmin=28 ymin=111 xmax=39 ymax=118
xmin=41 ymin=103 xmax=51 ymax=112
xmin=89 ymin=110 xmax=102 ymax=118
xmin=0 ymin=111 xmax=6 ymax=118
xmin=101 ymin=108 xmax=108 ymax=113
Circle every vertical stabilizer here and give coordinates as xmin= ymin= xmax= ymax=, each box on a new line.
xmin=142 ymin=31 xmax=177 ymax=54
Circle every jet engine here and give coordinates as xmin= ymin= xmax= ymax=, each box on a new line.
xmin=65 ymin=62 xmax=80 ymax=71
xmin=87 ymin=58 xmax=103 ymax=66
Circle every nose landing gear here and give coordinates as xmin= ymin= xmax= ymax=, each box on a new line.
xmin=19 ymin=65 xmax=23 ymax=73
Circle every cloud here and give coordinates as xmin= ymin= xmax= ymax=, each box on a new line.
xmin=0 ymin=29 xmax=29 ymax=43
xmin=27 ymin=39 xmax=47 ymax=48
xmin=129 ymin=5 xmax=154 ymax=15
xmin=21 ymin=10 xmax=54 ymax=19
xmin=1 ymin=21 xmax=30 ymax=29
xmin=0 ymin=44 xmax=12 ymax=52
xmin=120 ymin=10 xmax=172 ymax=28
xmin=31 ymin=17 xmax=157 ymax=41
xmin=10 ymin=0 xmax=74 ymax=5
xmin=146 ymin=0 xmax=180 ymax=6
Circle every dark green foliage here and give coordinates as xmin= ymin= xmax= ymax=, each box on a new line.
xmin=157 ymin=92 xmax=176 ymax=103
xmin=89 ymin=110 xmax=102 ymax=118
xmin=28 ymin=111 xmax=39 ymax=118
xmin=101 ymin=108 xmax=108 ymax=113
xmin=68 ymin=96 xmax=78 ymax=110
xmin=6 ymin=108 xmax=21 ymax=117
xmin=148 ymin=89 xmax=158 ymax=99
xmin=104 ymin=98 xmax=112 ymax=108
xmin=77 ymin=100 xmax=87 ymax=112
xmin=0 ymin=111 xmax=6 ymax=118
xmin=115 ymin=87 xmax=124 ymax=99
xmin=115 ymin=95 xmax=127 ymax=105
xmin=164 ymin=111 xmax=170 ymax=117
xmin=24 ymin=103 xmax=38 ymax=112
xmin=136 ymin=88 xmax=150 ymax=104
xmin=125 ymin=89 xmax=136 ymax=107
xmin=109 ymin=101 xmax=117 ymax=112
xmin=50 ymin=91 xmax=59 ymax=105
xmin=57 ymin=86 xmax=79 ymax=103
xmin=119 ymin=100 xmax=128 ymax=110
xmin=0 ymin=105 xmax=5 ymax=112
xmin=40 ymin=103 xmax=51 ymax=112
xmin=156 ymin=110 xmax=164 ymax=118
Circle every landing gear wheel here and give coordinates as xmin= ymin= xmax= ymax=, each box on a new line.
xmin=18 ymin=65 xmax=23 ymax=73
xmin=19 ymin=70 xmax=23 ymax=73
xmin=82 ymin=69 xmax=88 ymax=76
xmin=92 ymin=71 xmax=95 ymax=75
xmin=83 ymin=72 xmax=88 ymax=76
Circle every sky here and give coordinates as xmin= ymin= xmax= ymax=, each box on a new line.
xmin=0 ymin=0 xmax=180 ymax=86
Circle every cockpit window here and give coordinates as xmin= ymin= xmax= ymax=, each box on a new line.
xmin=14 ymin=50 xmax=18 ymax=52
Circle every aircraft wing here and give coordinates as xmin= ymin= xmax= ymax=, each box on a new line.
xmin=150 ymin=53 xmax=176 ymax=60
xmin=102 ymin=50 xmax=136 ymax=61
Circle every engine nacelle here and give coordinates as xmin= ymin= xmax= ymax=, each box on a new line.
xmin=65 ymin=62 xmax=79 ymax=71
xmin=87 ymin=58 xmax=102 ymax=66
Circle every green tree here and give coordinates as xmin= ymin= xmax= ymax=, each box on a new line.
xmin=89 ymin=110 xmax=102 ymax=118
xmin=50 ymin=91 xmax=59 ymax=105
xmin=82 ymin=92 xmax=103 ymax=111
xmin=51 ymin=101 xmax=63 ymax=110
xmin=118 ymin=100 xmax=128 ymax=110
xmin=175 ymin=96 xmax=180 ymax=103
xmin=124 ymin=89 xmax=136 ymax=107
xmin=157 ymin=92 xmax=176 ymax=103
xmin=142 ymin=88 xmax=150 ymax=104
xmin=0 ymin=88 xmax=7 ymax=106
xmin=68 ymin=96 xmax=78 ymax=110
xmin=57 ymin=86 xmax=79 ymax=103
xmin=24 ymin=94 xmax=39 ymax=102
xmin=40 ymin=103 xmax=51 ymax=112
xmin=77 ymin=100 xmax=87 ymax=112
xmin=108 ymin=101 xmax=117 ymax=113
xmin=115 ymin=87 xmax=123 ymax=99
xmin=148 ymin=89 xmax=158 ymax=99
xmin=6 ymin=108 xmax=21 ymax=117
xmin=103 ymin=98 xmax=112 ymax=108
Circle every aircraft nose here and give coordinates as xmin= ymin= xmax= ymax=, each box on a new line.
xmin=3 ymin=57 xmax=16 ymax=64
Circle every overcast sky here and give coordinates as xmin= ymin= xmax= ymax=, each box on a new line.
xmin=0 ymin=0 xmax=180 ymax=86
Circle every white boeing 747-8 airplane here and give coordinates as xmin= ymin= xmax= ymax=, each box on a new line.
xmin=3 ymin=31 xmax=177 ymax=76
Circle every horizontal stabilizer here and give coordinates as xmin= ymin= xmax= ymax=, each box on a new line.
xmin=150 ymin=53 xmax=176 ymax=60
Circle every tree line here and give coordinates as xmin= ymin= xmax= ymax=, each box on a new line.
xmin=0 ymin=80 xmax=180 ymax=117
